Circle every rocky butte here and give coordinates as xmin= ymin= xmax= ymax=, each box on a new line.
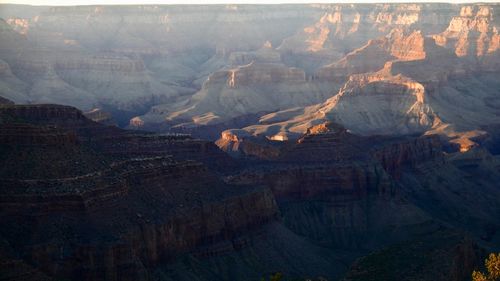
xmin=0 ymin=3 xmax=499 ymax=281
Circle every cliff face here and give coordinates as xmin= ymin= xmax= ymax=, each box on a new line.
xmin=1 ymin=158 xmax=278 ymax=280
xmin=217 ymin=120 xmax=500 ymax=269
xmin=0 ymin=104 xmax=236 ymax=170
xmin=371 ymin=134 xmax=444 ymax=179
xmin=2 ymin=103 xmax=499 ymax=281
xmin=433 ymin=5 xmax=500 ymax=57
xmin=219 ymin=123 xmax=452 ymax=252
xmin=84 ymin=108 xmax=116 ymax=125
xmin=278 ymin=4 xmax=449 ymax=55
xmin=1 ymin=4 xmax=500 ymax=280
xmin=0 ymin=104 xmax=279 ymax=280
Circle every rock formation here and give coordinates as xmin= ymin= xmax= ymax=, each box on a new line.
xmin=0 ymin=104 xmax=279 ymax=280
xmin=133 ymin=61 xmax=335 ymax=139
xmin=1 ymin=4 xmax=500 ymax=281
xmin=433 ymin=5 xmax=500 ymax=58
xmin=316 ymin=28 xmax=426 ymax=82
xmin=225 ymin=33 xmax=499 ymax=150
xmin=0 ymin=3 xmax=484 ymax=135
xmin=2 ymin=102 xmax=499 ymax=280
xmin=84 ymin=108 xmax=116 ymax=125
xmin=218 ymin=120 xmax=500 ymax=277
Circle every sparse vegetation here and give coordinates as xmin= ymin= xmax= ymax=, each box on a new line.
xmin=472 ymin=253 xmax=500 ymax=281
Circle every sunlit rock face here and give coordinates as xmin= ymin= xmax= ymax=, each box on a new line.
xmin=279 ymin=4 xmax=426 ymax=54
xmin=324 ymin=72 xmax=434 ymax=136
xmin=315 ymin=28 xmax=426 ymax=82
xmin=230 ymin=41 xmax=500 ymax=148
xmin=225 ymin=66 xmax=437 ymax=141
xmin=216 ymin=4 xmax=500 ymax=151
xmin=133 ymin=3 xmax=498 ymax=136
xmin=0 ymin=3 xmax=499 ymax=144
xmin=84 ymin=108 xmax=116 ymax=125
xmin=134 ymin=61 xmax=333 ymax=135
xmin=1 ymin=4 xmax=500 ymax=281
xmin=433 ymin=5 xmax=500 ymax=57
xmin=0 ymin=3 xmax=461 ymax=129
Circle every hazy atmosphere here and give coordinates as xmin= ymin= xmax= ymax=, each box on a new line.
xmin=0 ymin=1 xmax=499 ymax=281
xmin=1 ymin=0 xmax=500 ymax=5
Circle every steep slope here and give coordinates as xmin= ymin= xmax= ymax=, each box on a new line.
xmin=217 ymin=121 xmax=499 ymax=280
xmin=0 ymin=104 xmax=280 ymax=281
xmin=218 ymin=120 xmax=500 ymax=249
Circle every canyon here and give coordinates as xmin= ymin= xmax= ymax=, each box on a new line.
xmin=0 ymin=3 xmax=500 ymax=281
xmin=1 ymin=103 xmax=498 ymax=280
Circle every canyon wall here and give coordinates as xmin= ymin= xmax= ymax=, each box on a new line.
xmin=0 ymin=104 xmax=279 ymax=280
xmin=1 ymin=4 xmax=500 ymax=280
xmin=2 ymin=4 xmax=498 ymax=139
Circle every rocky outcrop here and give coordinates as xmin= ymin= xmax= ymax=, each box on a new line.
xmin=220 ymin=123 xmax=448 ymax=254
xmin=227 ymin=43 xmax=281 ymax=66
xmin=216 ymin=129 xmax=283 ymax=159
xmin=222 ymin=122 xmax=445 ymax=194
xmin=278 ymin=4 xmax=436 ymax=55
xmin=229 ymin=32 xmax=500 ymax=148
xmin=316 ymin=28 xmax=426 ymax=82
xmin=0 ymin=104 xmax=236 ymax=171
xmin=84 ymin=108 xmax=116 ymax=125
xmin=315 ymin=38 xmax=395 ymax=82
xmin=371 ymin=134 xmax=444 ymax=179
xmin=238 ymin=67 xmax=436 ymax=141
xmin=433 ymin=5 xmax=500 ymax=58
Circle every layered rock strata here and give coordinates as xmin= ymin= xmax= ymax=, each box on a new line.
xmin=0 ymin=104 xmax=279 ymax=280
